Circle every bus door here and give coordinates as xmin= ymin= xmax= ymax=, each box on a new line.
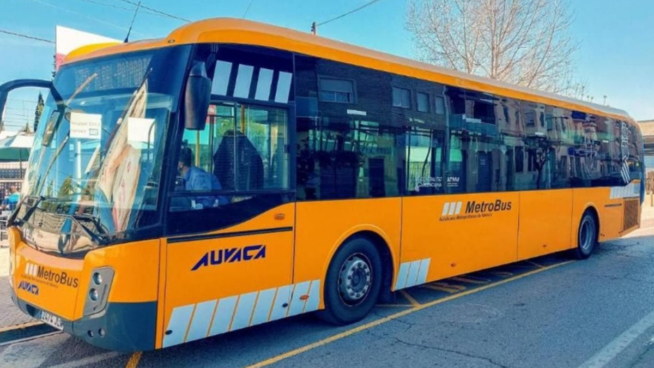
xmin=162 ymin=101 xmax=295 ymax=348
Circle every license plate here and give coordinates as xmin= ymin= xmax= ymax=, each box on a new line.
xmin=38 ymin=310 xmax=63 ymax=330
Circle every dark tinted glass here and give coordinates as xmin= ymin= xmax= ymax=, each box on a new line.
xmin=392 ymin=87 xmax=411 ymax=108
xmin=295 ymin=53 xmax=638 ymax=199
xmin=417 ymin=92 xmax=430 ymax=113
xmin=296 ymin=55 xmax=401 ymax=200
xmin=319 ymin=77 xmax=355 ymax=103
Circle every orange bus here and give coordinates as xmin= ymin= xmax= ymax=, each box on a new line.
xmin=0 ymin=18 xmax=644 ymax=351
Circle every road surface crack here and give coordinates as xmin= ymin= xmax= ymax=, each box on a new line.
xmin=369 ymin=331 xmax=511 ymax=368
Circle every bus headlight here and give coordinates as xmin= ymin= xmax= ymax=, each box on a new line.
xmin=92 ymin=272 xmax=103 ymax=285
xmin=83 ymin=268 xmax=114 ymax=317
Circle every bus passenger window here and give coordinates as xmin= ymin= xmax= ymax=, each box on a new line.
xmin=167 ymin=102 xmax=291 ymax=234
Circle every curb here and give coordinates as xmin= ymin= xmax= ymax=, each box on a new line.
xmin=0 ymin=321 xmax=57 ymax=346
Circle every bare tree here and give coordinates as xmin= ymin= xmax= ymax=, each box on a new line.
xmin=406 ymin=0 xmax=587 ymax=96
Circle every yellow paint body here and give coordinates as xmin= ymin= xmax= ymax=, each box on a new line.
xmin=8 ymin=18 xmax=641 ymax=351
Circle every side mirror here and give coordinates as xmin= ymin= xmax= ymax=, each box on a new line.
xmin=0 ymin=79 xmax=53 ymax=132
xmin=184 ymin=62 xmax=211 ymax=131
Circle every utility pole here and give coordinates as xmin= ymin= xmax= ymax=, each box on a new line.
xmin=311 ymin=22 xmax=317 ymax=35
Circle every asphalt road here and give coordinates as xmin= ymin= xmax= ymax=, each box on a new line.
xmin=2 ymin=228 xmax=654 ymax=368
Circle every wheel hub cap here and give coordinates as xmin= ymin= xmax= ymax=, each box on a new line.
xmin=339 ymin=255 xmax=372 ymax=304
xmin=580 ymin=218 xmax=595 ymax=252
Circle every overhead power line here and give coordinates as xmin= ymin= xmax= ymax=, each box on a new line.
xmin=0 ymin=29 xmax=54 ymax=44
xmin=116 ymin=0 xmax=191 ymax=22
xmin=70 ymin=0 xmax=188 ymax=22
xmin=26 ymin=0 xmax=150 ymax=37
xmin=317 ymin=0 xmax=380 ymax=26
xmin=317 ymin=0 xmax=384 ymax=27
xmin=242 ymin=0 xmax=255 ymax=18
xmin=70 ymin=0 xmax=134 ymax=11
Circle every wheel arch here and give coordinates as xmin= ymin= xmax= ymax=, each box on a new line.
xmin=322 ymin=226 xmax=397 ymax=304
xmin=582 ymin=204 xmax=601 ymax=241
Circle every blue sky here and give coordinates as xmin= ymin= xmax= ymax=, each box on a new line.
xmin=1 ymin=0 xmax=652 ymax=130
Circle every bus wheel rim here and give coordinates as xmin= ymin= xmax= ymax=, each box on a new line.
xmin=338 ymin=253 xmax=372 ymax=306
xmin=580 ymin=218 xmax=594 ymax=252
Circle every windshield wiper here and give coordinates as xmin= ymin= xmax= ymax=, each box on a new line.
xmin=12 ymin=195 xmax=45 ymax=226
xmin=67 ymin=214 xmax=109 ymax=246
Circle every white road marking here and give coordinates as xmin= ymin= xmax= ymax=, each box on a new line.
xmin=578 ymin=309 xmax=654 ymax=368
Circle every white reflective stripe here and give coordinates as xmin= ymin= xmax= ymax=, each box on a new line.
xmin=394 ymin=262 xmax=410 ymax=290
xmin=455 ymin=202 xmax=462 ymax=215
xmin=234 ymin=64 xmax=254 ymax=98
xmin=288 ymin=281 xmax=311 ymax=317
xmin=416 ymin=258 xmax=431 ymax=285
xmin=304 ymin=280 xmax=321 ymax=312
xmin=255 ymin=68 xmax=274 ymax=101
xmin=274 ymin=71 xmax=292 ymax=103
xmin=185 ymin=300 xmax=217 ymax=342
xmin=250 ymin=288 xmax=276 ymax=326
xmin=230 ymin=292 xmax=257 ymax=331
xmin=211 ymin=61 xmax=232 ymax=96
xmin=269 ymin=285 xmax=292 ymax=321
xmin=448 ymin=202 xmax=457 ymax=215
xmin=404 ymin=260 xmax=422 ymax=288
xmin=162 ymin=305 xmax=195 ymax=348
xmin=610 ymin=183 xmax=639 ymax=199
xmin=442 ymin=203 xmax=450 ymax=216
xmin=208 ymin=295 xmax=237 ymax=336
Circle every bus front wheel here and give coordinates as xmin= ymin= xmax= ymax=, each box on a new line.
xmin=318 ymin=236 xmax=383 ymax=325
xmin=573 ymin=211 xmax=598 ymax=259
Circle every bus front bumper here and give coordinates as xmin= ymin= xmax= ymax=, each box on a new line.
xmin=10 ymin=289 xmax=157 ymax=352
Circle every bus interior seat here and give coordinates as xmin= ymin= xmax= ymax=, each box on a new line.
xmin=213 ymin=130 xmax=264 ymax=191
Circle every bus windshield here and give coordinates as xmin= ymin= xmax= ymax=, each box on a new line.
xmin=18 ymin=46 xmax=190 ymax=252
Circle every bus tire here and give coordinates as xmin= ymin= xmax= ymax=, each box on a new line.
xmin=318 ymin=236 xmax=383 ymax=325
xmin=573 ymin=211 xmax=598 ymax=259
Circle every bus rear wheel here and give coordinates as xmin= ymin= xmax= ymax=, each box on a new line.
xmin=573 ymin=211 xmax=598 ymax=259
xmin=318 ymin=236 xmax=382 ymax=325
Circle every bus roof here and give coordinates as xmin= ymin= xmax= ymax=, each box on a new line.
xmin=63 ymin=18 xmax=635 ymax=124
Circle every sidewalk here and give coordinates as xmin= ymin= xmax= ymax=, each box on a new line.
xmin=639 ymin=200 xmax=654 ymax=229
xmin=0 ymin=247 xmax=36 ymax=330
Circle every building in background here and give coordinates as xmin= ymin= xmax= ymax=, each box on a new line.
xmin=0 ymin=162 xmax=23 ymax=202
xmin=639 ymin=120 xmax=654 ymax=171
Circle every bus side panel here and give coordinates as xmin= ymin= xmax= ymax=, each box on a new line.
xmin=161 ymin=204 xmax=295 ymax=348
xmin=600 ymin=197 xmax=624 ymax=242
xmin=517 ymin=189 xmax=572 ymax=260
xmin=401 ymin=192 xmax=519 ymax=285
xmin=294 ymin=198 xmax=402 ymax=309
